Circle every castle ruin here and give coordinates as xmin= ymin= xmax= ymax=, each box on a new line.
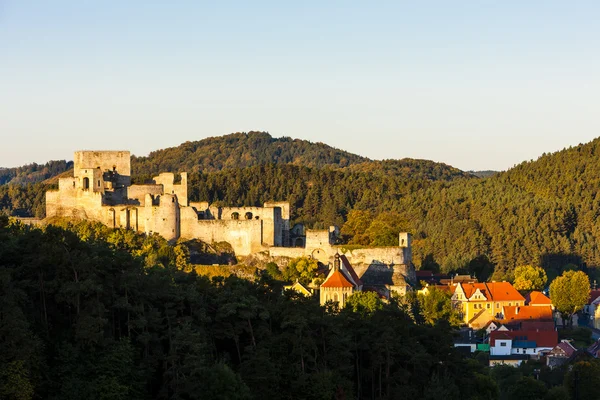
xmin=46 ymin=150 xmax=415 ymax=292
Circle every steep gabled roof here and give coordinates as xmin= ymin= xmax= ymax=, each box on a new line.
xmin=526 ymin=291 xmax=552 ymax=306
xmin=553 ymin=341 xmax=577 ymax=357
xmin=457 ymin=282 xmax=525 ymax=302
xmin=340 ymin=255 xmax=362 ymax=287
xmin=589 ymin=289 xmax=600 ymax=304
xmin=502 ymin=305 xmax=554 ymax=322
xmin=321 ymin=270 xmax=354 ymax=288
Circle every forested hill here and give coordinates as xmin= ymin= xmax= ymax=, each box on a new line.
xmin=392 ymin=139 xmax=600 ymax=279
xmin=0 ymin=160 xmax=73 ymax=185
xmin=4 ymin=132 xmax=600 ymax=281
xmin=186 ymin=137 xmax=600 ymax=280
xmin=130 ymin=131 xmax=368 ymax=175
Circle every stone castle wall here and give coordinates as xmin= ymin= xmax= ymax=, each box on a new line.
xmin=45 ymin=150 xmax=414 ymax=281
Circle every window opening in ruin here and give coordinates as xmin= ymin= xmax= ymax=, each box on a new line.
xmin=72 ymin=181 xmax=75 ymax=188
xmin=172 ymin=197 xmax=175 ymax=203
xmin=97 ymin=180 xmax=100 ymax=187
xmin=113 ymin=166 xmax=116 ymax=171
xmin=83 ymin=177 xmax=90 ymax=190
xmin=255 ymin=216 xmax=259 ymax=220
xmin=245 ymin=212 xmax=253 ymax=220
xmin=231 ymin=212 xmax=239 ymax=220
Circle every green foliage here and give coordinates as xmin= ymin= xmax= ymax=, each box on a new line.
xmin=417 ymin=287 xmax=462 ymax=326
xmin=0 ymin=220 xmax=496 ymax=399
xmin=558 ymin=327 xmax=593 ymax=348
xmin=564 ymin=360 xmax=600 ymax=400
xmin=282 ymin=257 xmax=319 ymax=285
xmin=344 ymin=291 xmax=383 ymax=315
xmin=265 ymin=262 xmax=282 ymax=280
xmin=550 ymin=270 xmax=590 ymax=326
xmin=544 ymin=386 xmax=569 ymax=400
xmin=0 ymin=160 xmax=72 ymax=185
xmin=512 ymin=265 xmax=548 ymax=291
xmin=506 ymin=376 xmax=547 ymax=400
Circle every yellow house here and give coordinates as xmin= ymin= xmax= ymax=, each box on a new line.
xmin=452 ymin=282 xmax=525 ymax=328
xmin=283 ymin=281 xmax=313 ymax=297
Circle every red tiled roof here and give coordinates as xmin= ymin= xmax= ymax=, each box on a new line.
xmin=458 ymin=282 xmax=525 ymax=302
xmin=519 ymin=321 xmax=556 ymax=331
xmin=502 ymin=305 xmax=553 ymax=322
xmin=490 ymin=330 xmax=558 ymax=348
xmin=321 ymin=270 xmax=354 ymax=288
xmin=589 ymin=289 xmax=600 ymax=304
xmin=340 ymin=255 xmax=362 ymax=287
xmin=526 ymin=291 xmax=552 ymax=306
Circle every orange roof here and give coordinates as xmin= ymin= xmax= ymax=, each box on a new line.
xmin=458 ymin=282 xmax=525 ymax=302
xmin=526 ymin=291 xmax=552 ymax=306
xmin=321 ymin=270 xmax=354 ymax=288
xmin=502 ymin=305 xmax=553 ymax=322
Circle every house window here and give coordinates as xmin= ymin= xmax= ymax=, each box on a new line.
xmin=487 ymin=304 xmax=491 ymax=309
xmin=500 ymin=342 xmax=507 ymax=347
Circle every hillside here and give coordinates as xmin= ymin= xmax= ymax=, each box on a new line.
xmin=0 ymin=160 xmax=72 ymax=185
xmin=130 ymin=131 xmax=368 ymax=176
xmin=393 ymin=139 xmax=600 ymax=279
xmin=4 ymin=132 xmax=600 ymax=281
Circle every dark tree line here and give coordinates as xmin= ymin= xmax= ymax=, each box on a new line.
xmin=1 ymin=217 xmax=493 ymax=400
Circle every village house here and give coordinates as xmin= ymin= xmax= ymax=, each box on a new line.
xmin=489 ymin=330 xmax=558 ymax=367
xmin=546 ymin=340 xmax=578 ymax=369
xmin=584 ymin=289 xmax=600 ymax=329
xmin=452 ymin=282 xmax=525 ymax=328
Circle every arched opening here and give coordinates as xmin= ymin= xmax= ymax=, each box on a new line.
xmin=231 ymin=212 xmax=239 ymax=220
xmin=333 ymin=292 xmax=339 ymax=303
xmin=326 ymin=293 xmax=330 ymax=302
xmin=245 ymin=212 xmax=253 ymax=220
xmin=295 ymin=238 xmax=304 ymax=248
xmin=83 ymin=177 xmax=90 ymax=190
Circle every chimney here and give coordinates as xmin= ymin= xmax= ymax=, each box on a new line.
xmin=334 ymin=253 xmax=340 ymax=271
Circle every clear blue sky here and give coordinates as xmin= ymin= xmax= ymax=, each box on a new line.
xmin=1 ymin=1 xmax=599 ymax=170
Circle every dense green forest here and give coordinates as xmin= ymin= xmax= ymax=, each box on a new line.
xmin=3 ymin=218 xmax=599 ymax=400
xmin=0 ymin=218 xmax=487 ymax=399
xmin=130 ymin=131 xmax=369 ymax=175
xmin=0 ymin=160 xmax=72 ymax=185
xmin=2 ymin=132 xmax=600 ymax=279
